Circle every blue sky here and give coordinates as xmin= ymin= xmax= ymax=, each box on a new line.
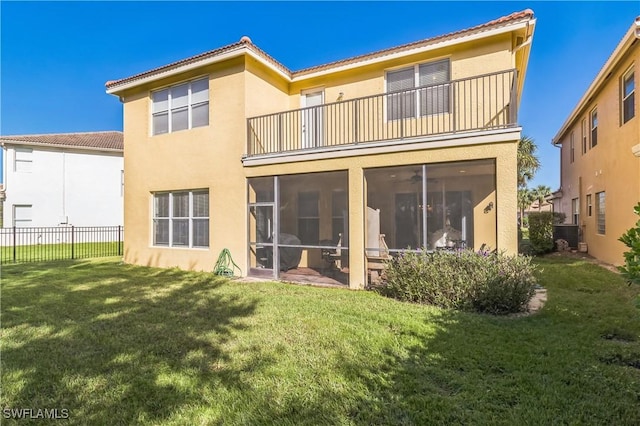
xmin=1 ymin=1 xmax=638 ymax=190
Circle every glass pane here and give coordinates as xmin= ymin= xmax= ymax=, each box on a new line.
xmin=14 ymin=206 xmax=32 ymax=220
xmin=192 ymin=219 xmax=209 ymax=247
xmin=171 ymin=107 xmax=188 ymax=132
xmin=624 ymin=94 xmax=635 ymax=123
xmin=421 ymin=84 xmax=450 ymax=115
xmin=193 ymin=191 xmax=209 ymax=217
xmin=172 ymin=219 xmax=189 ymax=246
xmin=248 ymin=177 xmax=274 ymax=203
xmin=154 ymin=193 xmax=169 ymax=217
xmin=624 ymin=72 xmax=634 ymax=97
xmin=298 ymin=192 xmax=319 ymax=217
xmin=152 ymin=89 xmax=169 ymax=112
xmin=171 ymin=83 xmax=189 ymax=108
xmin=387 ymin=92 xmax=415 ymax=120
xmin=153 ymin=219 xmax=169 ymax=245
xmin=153 ymin=112 xmax=169 ymax=135
xmin=191 ymin=103 xmax=209 ymax=128
xmin=191 ymin=79 xmax=209 ymax=104
xmin=172 ymin=192 xmax=189 ymax=217
xmin=419 ymin=60 xmax=449 ymax=86
xmin=387 ymin=68 xmax=415 ymax=91
xmin=249 ymin=206 xmax=273 ymax=244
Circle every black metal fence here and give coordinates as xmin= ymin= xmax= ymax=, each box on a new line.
xmin=0 ymin=226 xmax=123 ymax=264
xmin=247 ymin=69 xmax=517 ymax=156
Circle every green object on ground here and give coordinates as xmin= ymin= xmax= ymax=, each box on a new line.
xmin=214 ymin=248 xmax=241 ymax=276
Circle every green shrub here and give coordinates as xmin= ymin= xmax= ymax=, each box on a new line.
xmin=379 ymin=250 xmax=537 ymax=315
xmin=618 ymin=202 xmax=640 ymax=285
xmin=528 ymin=212 xmax=555 ymax=254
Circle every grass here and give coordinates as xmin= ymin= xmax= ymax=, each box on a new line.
xmin=1 ymin=255 xmax=639 ymax=425
xmin=0 ymin=241 xmax=123 ymax=264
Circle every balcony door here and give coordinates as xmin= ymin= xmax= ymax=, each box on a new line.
xmin=301 ymin=90 xmax=324 ymax=149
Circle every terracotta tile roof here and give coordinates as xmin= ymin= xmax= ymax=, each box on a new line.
xmin=0 ymin=131 xmax=123 ymax=151
xmin=106 ymin=9 xmax=534 ymax=90
xmin=292 ymin=9 xmax=535 ymax=76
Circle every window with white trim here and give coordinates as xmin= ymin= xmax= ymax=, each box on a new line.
xmin=152 ymin=78 xmax=209 ymax=135
xmin=586 ymin=193 xmax=592 ymax=217
xmin=596 ymin=191 xmax=605 ymax=234
xmin=386 ymin=59 xmax=450 ymax=120
xmin=569 ymin=131 xmax=575 ymax=163
xmin=153 ymin=190 xmax=209 ymax=247
xmin=622 ymin=67 xmax=635 ymax=124
xmin=590 ymin=107 xmax=598 ymax=148
xmin=13 ymin=205 xmax=32 ymax=227
xmin=581 ymin=118 xmax=587 ymax=154
xmin=571 ymin=198 xmax=579 ymax=225
xmin=15 ymin=148 xmax=33 ymax=172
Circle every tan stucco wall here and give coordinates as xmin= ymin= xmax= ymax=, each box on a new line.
xmin=119 ymin=30 xmax=522 ymax=287
xmin=558 ymin=44 xmax=639 ymax=265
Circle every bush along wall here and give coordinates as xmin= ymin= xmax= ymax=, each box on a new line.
xmin=618 ymin=202 xmax=640 ymax=285
xmin=528 ymin=212 xmax=556 ymax=254
xmin=378 ymin=250 xmax=537 ymax=315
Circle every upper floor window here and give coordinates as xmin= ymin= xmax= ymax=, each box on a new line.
xmin=14 ymin=148 xmax=33 ymax=172
xmin=569 ymin=131 xmax=575 ymax=163
xmin=386 ymin=59 xmax=450 ymax=120
xmin=153 ymin=190 xmax=209 ymax=247
xmin=590 ymin=108 xmax=598 ymax=148
xmin=152 ymin=78 xmax=209 ymax=135
xmin=622 ymin=67 xmax=635 ymax=124
xmin=581 ymin=118 xmax=587 ymax=154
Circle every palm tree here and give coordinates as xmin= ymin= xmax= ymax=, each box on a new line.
xmin=532 ymin=185 xmax=552 ymax=211
xmin=518 ymin=135 xmax=541 ymax=188
xmin=517 ymin=188 xmax=534 ymax=228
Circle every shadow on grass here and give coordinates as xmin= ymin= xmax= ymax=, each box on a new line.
xmin=1 ymin=259 xmax=259 ymax=424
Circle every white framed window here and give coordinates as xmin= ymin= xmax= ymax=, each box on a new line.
xmin=569 ymin=131 xmax=575 ymax=163
xmin=586 ymin=194 xmax=592 ymax=217
xmin=596 ymin=191 xmax=605 ymax=235
xmin=581 ymin=118 xmax=587 ymax=154
xmin=14 ymin=148 xmax=33 ymax=172
xmin=590 ymin=107 xmax=598 ymax=148
xmin=13 ymin=205 xmax=32 ymax=227
xmin=152 ymin=78 xmax=209 ymax=135
xmin=622 ymin=67 xmax=635 ymax=124
xmin=152 ymin=190 xmax=209 ymax=247
xmin=386 ymin=59 xmax=450 ymax=120
xmin=571 ymin=198 xmax=579 ymax=225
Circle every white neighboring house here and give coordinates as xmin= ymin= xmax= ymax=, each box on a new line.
xmin=0 ymin=131 xmax=123 ymax=228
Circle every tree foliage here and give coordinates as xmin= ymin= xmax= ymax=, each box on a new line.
xmin=618 ymin=203 xmax=640 ymax=285
xmin=517 ymin=135 xmax=540 ymax=188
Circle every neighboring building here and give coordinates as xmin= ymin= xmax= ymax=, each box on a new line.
xmin=106 ymin=10 xmax=536 ymax=288
xmin=0 ymin=132 xmax=124 ymax=227
xmin=552 ymin=16 xmax=639 ymax=266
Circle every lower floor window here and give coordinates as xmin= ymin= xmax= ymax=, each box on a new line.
xmin=13 ymin=205 xmax=33 ymax=227
xmin=596 ymin=191 xmax=605 ymax=234
xmin=153 ymin=190 xmax=209 ymax=247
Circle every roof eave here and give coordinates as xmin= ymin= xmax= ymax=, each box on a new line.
xmin=106 ymin=46 xmax=292 ymax=96
xmin=0 ymin=139 xmax=123 ymax=153
xmin=292 ymin=20 xmax=532 ymax=81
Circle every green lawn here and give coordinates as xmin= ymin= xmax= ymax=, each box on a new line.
xmin=0 ymin=241 xmax=123 ymax=264
xmin=1 ymin=256 xmax=639 ymax=424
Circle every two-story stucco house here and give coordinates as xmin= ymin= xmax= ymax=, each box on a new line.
xmin=106 ymin=10 xmax=536 ymax=289
xmin=1 ymin=132 xmax=124 ymax=227
xmin=552 ymin=16 xmax=639 ymax=266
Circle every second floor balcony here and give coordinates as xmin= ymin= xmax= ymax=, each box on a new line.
xmin=246 ymin=69 xmax=518 ymax=158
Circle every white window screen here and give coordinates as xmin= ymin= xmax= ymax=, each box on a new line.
xmin=14 ymin=205 xmax=33 ymax=227
xmin=419 ymin=60 xmax=450 ymax=115
xmin=15 ymin=148 xmax=33 ymax=172
xmin=152 ymin=78 xmax=209 ymax=135
xmin=153 ymin=190 xmax=209 ymax=247
xmin=387 ymin=68 xmax=415 ymax=120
